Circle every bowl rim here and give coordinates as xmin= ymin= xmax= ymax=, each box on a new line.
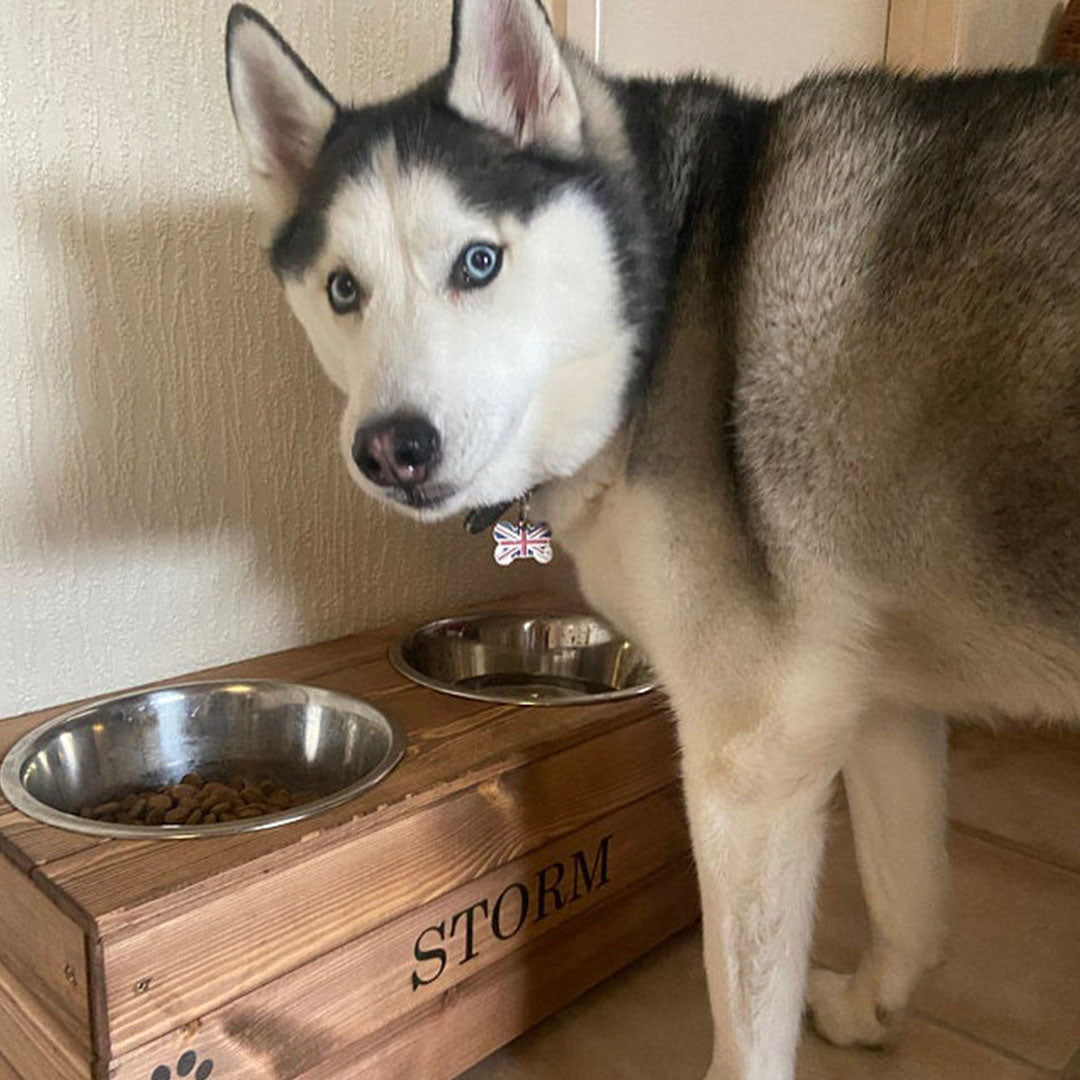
xmin=389 ymin=610 xmax=657 ymax=707
xmin=0 ymin=679 xmax=407 ymax=841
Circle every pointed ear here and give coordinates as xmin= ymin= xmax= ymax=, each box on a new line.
xmin=447 ymin=0 xmax=583 ymax=153
xmin=226 ymin=5 xmax=338 ymax=244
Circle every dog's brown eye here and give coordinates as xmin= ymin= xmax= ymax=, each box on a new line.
xmin=327 ymin=269 xmax=361 ymax=314
xmin=452 ymin=243 xmax=503 ymax=290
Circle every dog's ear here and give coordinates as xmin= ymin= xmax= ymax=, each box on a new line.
xmin=447 ymin=0 xmax=583 ymax=154
xmin=226 ymin=5 xmax=338 ymax=244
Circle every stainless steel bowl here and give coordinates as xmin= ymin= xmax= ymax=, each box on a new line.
xmin=0 ymin=681 xmax=406 ymax=839
xmin=390 ymin=612 xmax=655 ymax=706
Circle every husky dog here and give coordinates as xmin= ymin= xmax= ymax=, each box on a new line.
xmin=225 ymin=3 xmax=1080 ymax=1076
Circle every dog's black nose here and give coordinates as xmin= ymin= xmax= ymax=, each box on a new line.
xmin=352 ymin=415 xmax=441 ymax=489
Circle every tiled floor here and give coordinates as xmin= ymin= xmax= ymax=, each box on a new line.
xmin=462 ymin=724 xmax=1080 ymax=1079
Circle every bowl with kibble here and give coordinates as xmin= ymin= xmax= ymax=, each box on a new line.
xmin=0 ymin=681 xmax=406 ymax=838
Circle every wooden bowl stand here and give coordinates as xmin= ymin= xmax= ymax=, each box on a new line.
xmin=0 ymin=596 xmax=697 ymax=1080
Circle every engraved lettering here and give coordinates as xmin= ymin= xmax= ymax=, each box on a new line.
xmin=571 ymin=833 xmax=613 ymax=901
xmin=491 ymin=882 xmax=529 ymax=940
xmin=409 ymin=831 xmax=616 ymax=987
xmin=536 ymin=860 xmax=567 ymax=922
xmin=411 ymin=921 xmax=447 ymax=990
xmin=450 ymin=898 xmax=490 ymax=963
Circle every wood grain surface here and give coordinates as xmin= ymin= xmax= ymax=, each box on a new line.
xmin=108 ymin=788 xmax=691 ymax=1079
xmin=0 ymin=629 xmax=401 ymax=873
xmin=0 ymin=855 xmax=89 ymax=1047
xmin=0 ymin=594 xmax=688 ymax=1080
xmin=101 ymin=713 xmax=680 ymax=1054
xmin=0 ymin=959 xmax=89 ymax=1080
xmin=1 ymin=595 xmax=660 ymax=922
xmin=309 ymin=858 xmax=700 ymax=1080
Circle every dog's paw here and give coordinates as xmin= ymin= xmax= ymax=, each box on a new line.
xmin=805 ymin=967 xmax=898 ymax=1049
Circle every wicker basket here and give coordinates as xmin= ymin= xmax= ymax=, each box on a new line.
xmin=1054 ymin=0 xmax=1080 ymax=63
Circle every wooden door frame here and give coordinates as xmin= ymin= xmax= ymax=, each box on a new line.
xmin=549 ymin=0 xmax=568 ymax=36
xmin=562 ymin=0 xmax=897 ymax=67
xmin=885 ymin=0 xmax=964 ymax=70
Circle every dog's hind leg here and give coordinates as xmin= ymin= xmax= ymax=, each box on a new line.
xmin=807 ymin=709 xmax=949 ymax=1048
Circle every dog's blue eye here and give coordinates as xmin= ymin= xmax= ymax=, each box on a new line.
xmin=453 ymin=243 xmax=503 ymax=289
xmin=327 ymin=269 xmax=362 ymax=314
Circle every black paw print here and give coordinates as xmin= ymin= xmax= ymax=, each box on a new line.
xmin=150 ymin=1051 xmax=214 ymax=1080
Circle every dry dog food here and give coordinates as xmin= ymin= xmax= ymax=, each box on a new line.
xmin=80 ymin=773 xmax=316 ymax=826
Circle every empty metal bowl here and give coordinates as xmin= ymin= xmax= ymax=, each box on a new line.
xmin=390 ymin=612 xmax=655 ymax=706
xmin=0 ymin=681 xmax=405 ymax=839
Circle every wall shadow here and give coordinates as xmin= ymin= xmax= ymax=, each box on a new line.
xmin=4 ymin=180 xmax=549 ymax=709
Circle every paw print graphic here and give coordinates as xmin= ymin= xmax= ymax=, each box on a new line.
xmin=150 ymin=1051 xmax=214 ymax=1080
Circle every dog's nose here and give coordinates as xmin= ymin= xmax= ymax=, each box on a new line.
xmin=352 ymin=415 xmax=441 ymax=489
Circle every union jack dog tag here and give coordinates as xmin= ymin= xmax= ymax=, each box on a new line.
xmin=489 ymin=495 xmax=553 ymax=565
xmin=493 ymin=519 xmax=554 ymax=566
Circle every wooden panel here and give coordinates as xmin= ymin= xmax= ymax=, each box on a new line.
xmin=34 ymin=690 xmax=507 ymax=919
xmin=0 ymin=628 xmax=400 ymax=871
xmin=4 ymin=593 xmax=658 ymax=916
xmin=0 ymin=855 xmax=89 ymax=1047
xmin=0 ymin=959 xmax=90 ymax=1080
xmin=101 ymin=711 xmax=679 ymax=1054
xmin=0 ymin=1051 xmax=20 ymax=1080
xmin=0 ymin=590 xmax=573 ymax=872
xmin=310 ymin=858 xmax=700 ymax=1079
xmin=42 ymin=682 xmax=657 ymax=922
xmin=549 ymin=0 xmax=568 ymax=37
xmin=31 ymin=679 xmax=521 ymax=919
xmin=886 ymin=0 xmax=962 ymax=70
xmin=108 ymin=787 xmax=690 ymax=1079
xmin=0 ymin=812 xmax=108 ymax=874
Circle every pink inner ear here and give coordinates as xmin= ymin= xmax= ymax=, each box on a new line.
xmin=487 ymin=1 xmax=546 ymax=140
xmin=252 ymin=58 xmax=315 ymax=186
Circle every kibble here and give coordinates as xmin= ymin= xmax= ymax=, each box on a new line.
xmin=79 ymin=774 xmax=315 ymax=827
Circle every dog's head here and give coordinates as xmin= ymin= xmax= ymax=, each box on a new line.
xmin=225 ymin=0 xmax=644 ymax=521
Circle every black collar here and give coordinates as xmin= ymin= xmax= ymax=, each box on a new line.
xmin=463 ymin=502 xmax=511 ymax=534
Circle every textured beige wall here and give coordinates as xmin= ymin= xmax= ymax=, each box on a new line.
xmin=952 ymin=0 xmax=1062 ymax=66
xmin=0 ymin=0 xmax=547 ymax=716
xmin=595 ymin=0 xmax=889 ymax=92
xmin=887 ymin=0 xmax=1063 ymax=71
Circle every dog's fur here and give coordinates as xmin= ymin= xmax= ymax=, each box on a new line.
xmin=225 ymin=4 xmax=1080 ymax=1076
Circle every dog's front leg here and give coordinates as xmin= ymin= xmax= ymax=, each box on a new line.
xmin=680 ymin=694 xmax=850 ymax=1080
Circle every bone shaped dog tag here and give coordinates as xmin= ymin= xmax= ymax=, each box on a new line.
xmin=493 ymin=519 xmax=554 ymax=566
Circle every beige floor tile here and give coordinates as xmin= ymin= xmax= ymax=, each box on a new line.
xmin=949 ymin=724 xmax=1080 ymax=872
xmin=462 ymin=928 xmax=1049 ymax=1079
xmin=461 ymin=929 xmax=712 ymax=1080
xmin=1063 ymin=1045 xmax=1080 ymax=1080
xmin=798 ymin=1021 xmax=1050 ymax=1080
xmin=464 ymin=728 xmax=1080 ymax=1079
xmin=814 ymin=817 xmax=1080 ymax=1071
xmin=811 ymin=812 xmax=870 ymax=972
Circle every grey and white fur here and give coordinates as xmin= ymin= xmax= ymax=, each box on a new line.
xmin=225 ymin=3 xmax=1080 ymax=1076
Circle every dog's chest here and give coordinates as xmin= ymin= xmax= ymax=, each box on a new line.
xmin=553 ymin=477 xmax=730 ymax=681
